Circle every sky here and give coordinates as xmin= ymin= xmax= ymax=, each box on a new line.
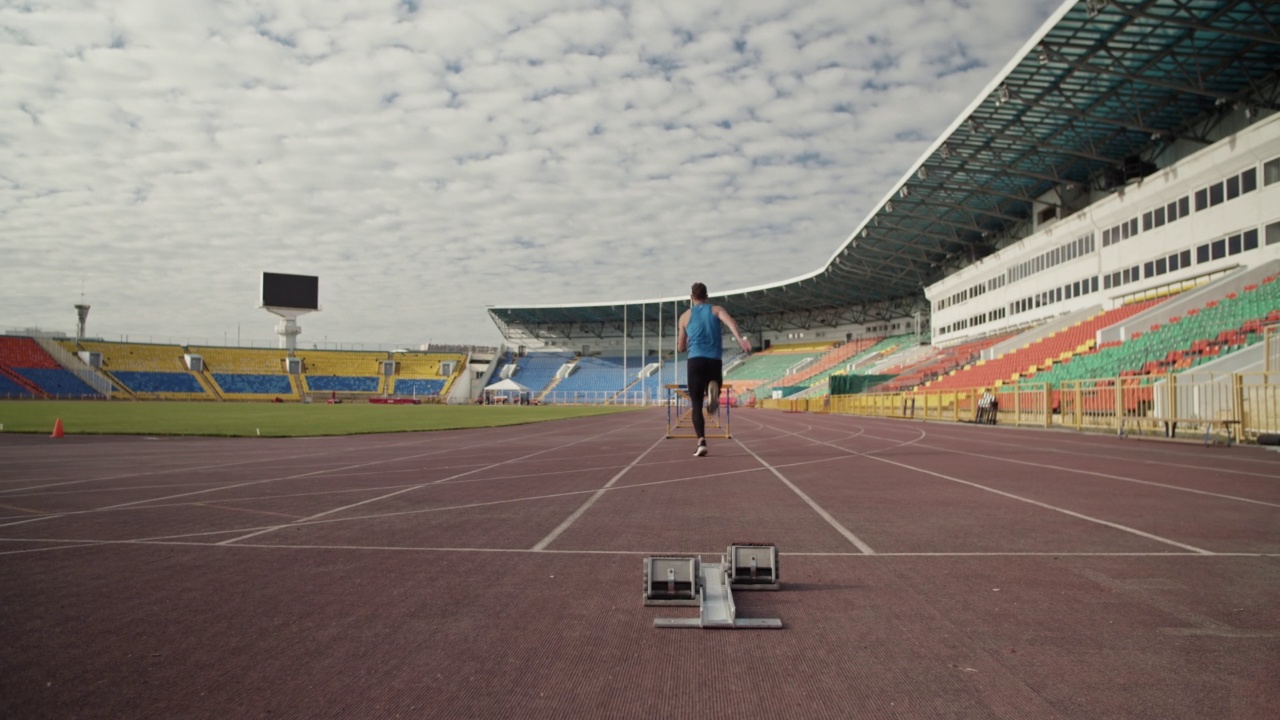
xmin=1 ymin=0 xmax=1063 ymax=348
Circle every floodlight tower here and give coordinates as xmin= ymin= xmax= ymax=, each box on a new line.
xmin=75 ymin=303 xmax=90 ymax=339
xmin=259 ymin=272 xmax=320 ymax=353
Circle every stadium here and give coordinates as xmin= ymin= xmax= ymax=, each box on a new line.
xmin=3 ymin=1 xmax=1279 ymax=719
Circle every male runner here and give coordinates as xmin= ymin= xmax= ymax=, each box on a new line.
xmin=677 ymin=282 xmax=752 ymax=457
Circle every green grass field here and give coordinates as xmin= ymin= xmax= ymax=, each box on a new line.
xmin=0 ymin=401 xmax=642 ymax=438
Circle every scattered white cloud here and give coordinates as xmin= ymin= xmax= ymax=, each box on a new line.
xmin=1 ymin=0 xmax=1062 ymax=347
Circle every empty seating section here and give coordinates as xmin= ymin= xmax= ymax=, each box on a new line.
xmin=553 ymin=356 xmax=649 ymax=399
xmin=0 ymin=337 xmax=50 ymax=397
xmin=508 ymin=352 xmax=575 ymax=394
xmin=213 ymin=374 xmax=293 ymax=394
xmin=0 ymin=373 xmax=32 ymax=397
xmin=112 ymin=371 xmax=205 ymax=394
xmin=74 ymin=341 xmax=207 ymax=397
xmin=2 ymin=337 xmax=61 ymax=369
xmin=774 ymin=338 xmax=882 ymax=387
xmin=0 ymin=336 xmax=102 ymax=398
xmin=391 ymin=352 xmax=466 ymax=397
xmin=18 ymin=369 xmax=100 ymax=397
xmin=1033 ymin=275 xmax=1280 ymax=386
xmin=876 ymin=332 xmax=1017 ymax=392
xmin=927 ymin=299 xmax=1164 ymax=392
xmin=394 ymin=378 xmax=446 ymax=396
xmin=190 ymin=346 xmax=294 ymax=398
xmin=293 ymin=351 xmax=385 ymax=394
xmin=727 ymin=346 xmax=825 ymax=398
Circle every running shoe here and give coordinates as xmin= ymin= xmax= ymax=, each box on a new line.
xmin=694 ymin=442 xmax=707 ymax=457
xmin=706 ymin=380 xmax=720 ymax=415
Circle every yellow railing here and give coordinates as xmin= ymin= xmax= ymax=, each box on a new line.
xmin=765 ymin=372 xmax=1280 ymax=444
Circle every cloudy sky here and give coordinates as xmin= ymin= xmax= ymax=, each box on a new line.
xmin=1 ymin=0 xmax=1062 ymax=348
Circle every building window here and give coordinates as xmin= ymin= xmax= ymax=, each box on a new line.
xmin=1244 ymin=229 xmax=1258 ymax=251
xmin=1144 ymin=261 xmax=1155 ymax=278
xmin=1226 ymin=175 xmax=1240 ymax=200
xmin=1265 ymin=158 xmax=1280 ymax=186
xmin=1195 ymin=188 xmax=1208 ymax=210
xmin=1197 ymin=244 xmax=1210 ymax=263
xmin=1241 ymin=168 xmax=1257 ymax=194
xmin=1209 ymin=182 xmax=1224 ymax=206
xmin=1211 ymin=239 xmax=1226 ymax=260
xmin=1228 ymin=234 xmax=1241 ymax=255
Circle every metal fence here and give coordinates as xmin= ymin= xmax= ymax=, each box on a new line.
xmin=767 ymin=372 xmax=1279 ymax=444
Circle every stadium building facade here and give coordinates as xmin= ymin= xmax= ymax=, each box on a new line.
xmin=488 ymin=0 xmax=1280 ymax=357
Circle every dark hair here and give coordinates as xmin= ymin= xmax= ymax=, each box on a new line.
xmin=691 ymin=282 xmax=708 ymax=301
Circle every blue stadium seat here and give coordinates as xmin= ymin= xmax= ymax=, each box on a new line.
xmin=112 ymin=371 xmax=203 ymax=394
xmin=213 ymin=373 xmax=293 ymax=394
xmin=394 ymin=378 xmax=445 ymax=396
xmin=16 ymin=368 xmax=101 ymax=397
xmin=307 ymin=375 xmax=379 ymax=392
xmin=0 ymin=374 xmax=33 ymax=398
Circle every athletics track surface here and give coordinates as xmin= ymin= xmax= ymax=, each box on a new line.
xmin=1 ymin=409 xmax=1277 ymax=719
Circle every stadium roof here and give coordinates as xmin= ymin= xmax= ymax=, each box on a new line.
xmin=490 ymin=0 xmax=1280 ymax=341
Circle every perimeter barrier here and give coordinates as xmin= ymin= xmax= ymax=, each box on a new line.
xmin=763 ymin=372 xmax=1280 ymax=444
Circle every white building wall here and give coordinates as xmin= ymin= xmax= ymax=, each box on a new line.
xmin=927 ymin=112 xmax=1280 ymax=345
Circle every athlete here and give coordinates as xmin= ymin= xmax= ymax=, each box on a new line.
xmin=677 ymin=282 xmax=752 ymax=457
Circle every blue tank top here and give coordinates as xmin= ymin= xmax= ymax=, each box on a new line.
xmin=687 ymin=304 xmax=722 ymax=359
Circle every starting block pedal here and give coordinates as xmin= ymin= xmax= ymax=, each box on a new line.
xmin=728 ymin=543 xmax=780 ymax=590
xmin=646 ymin=544 xmax=783 ymax=630
xmin=643 ymin=556 xmax=700 ymax=606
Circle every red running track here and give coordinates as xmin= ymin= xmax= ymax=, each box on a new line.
xmin=1 ymin=409 xmax=1277 ymax=719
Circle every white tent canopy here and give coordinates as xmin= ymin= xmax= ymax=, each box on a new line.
xmin=484 ymin=378 xmax=530 ymax=392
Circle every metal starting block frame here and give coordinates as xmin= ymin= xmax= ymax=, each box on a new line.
xmin=664 ymin=383 xmax=733 ymax=440
xmin=644 ymin=545 xmax=782 ymax=629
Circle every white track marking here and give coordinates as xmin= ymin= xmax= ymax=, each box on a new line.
xmin=898 ymin=424 xmax=1280 ymax=478
xmin=821 ymin=417 xmax=1280 ymax=507
xmin=2 ymin=535 xmax=1272 ymax=559
xmin=0 ymin=432 xmax=485 ymax=494
xmin=531 ymin=435 xmax=666 ymax=551
xmin=753 ymin=413 xmax=1217 ymax=554
xmin=218 ymin=419 xmax=652 ymax=546
xmin=134 ymin=462 xmax=799 ymax=543
xmin=735 ymin=438 xmax=876 ymax=554
xmin=866 ymin=453 xmax=1214 ymax=553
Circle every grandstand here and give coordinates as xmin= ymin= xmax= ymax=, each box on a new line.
xmin=6 ymin=1 xmax=1279 ymax=440
xmin=483 ymin=0 xmax=1280 ymax=439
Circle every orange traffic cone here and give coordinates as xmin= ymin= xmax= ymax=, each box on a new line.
xmin=51 ymin=418 xmax=64 ymax=439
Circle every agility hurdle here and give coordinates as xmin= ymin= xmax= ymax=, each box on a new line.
xmin=664 ymin=383 xmax=733 ymax=439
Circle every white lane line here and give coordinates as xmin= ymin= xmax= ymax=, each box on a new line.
xmin=866 ymin=453 xmax=1214 ymax=554
xmin=735 ymin=437 xmax=876 ymax=554
xmin=220 ymin=418 xmax=654 ymax=546
xmin=822 ymin=416 xmax=1280 ymax=508
xmin=896 ymin=424 xmax=1280 ymax=479
xmin=0 ymin=440 xmax=498 ymax=530
xmin=132 ymin=462 xmax=787 ymax=543
xmin=756 ymin=413 xmax=1215 ymax=554
xmin=531 ymin=435 xmax=666 ymax=551
xmin=0 ymin=433 xmax=469 ymax=495
xmin=3 ymin=535 xmax=1271 ymax=558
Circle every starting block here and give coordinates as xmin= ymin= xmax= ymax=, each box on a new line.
xmin=645 ymin=544 xmax=782 ymax=630
xmin=728 ymin=542 xmax=780 ymax=590
xmin=665 ymin=383 xmax=733 ymax=440
xmin=642 ymin=556 xmax=700 ymax=606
